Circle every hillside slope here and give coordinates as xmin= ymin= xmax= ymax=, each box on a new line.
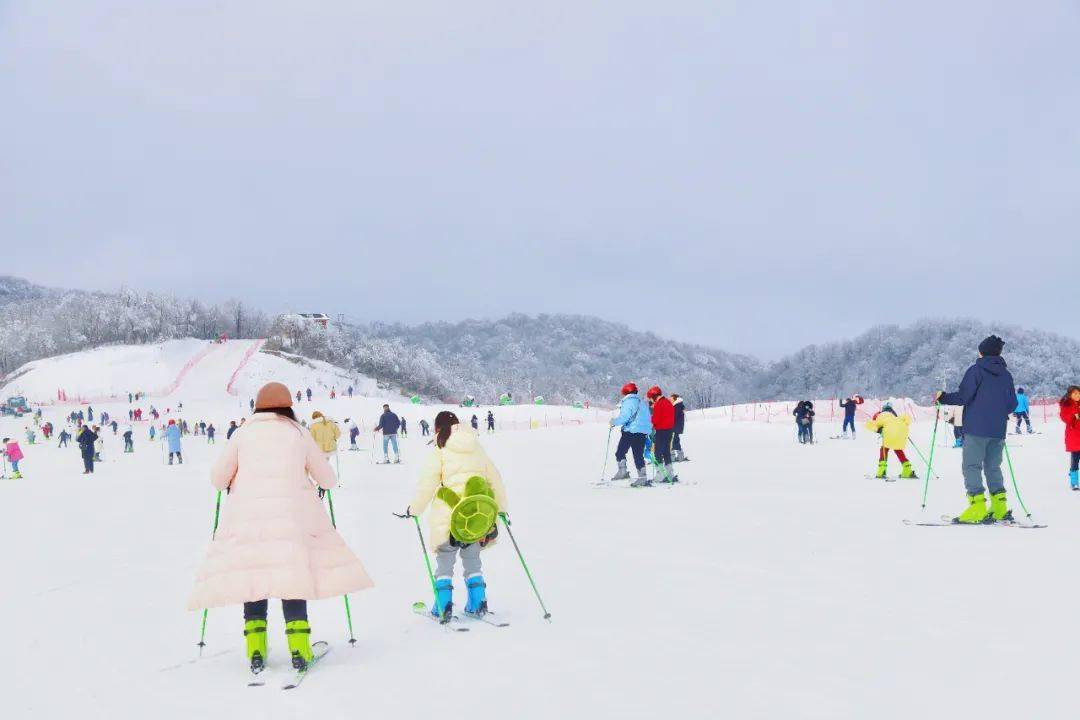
xmin=752 ymin=318 xmax=1080 ymax=400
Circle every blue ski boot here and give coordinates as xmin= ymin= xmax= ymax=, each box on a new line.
xmin=1070 ymin=470 xmax=1079 ymax=491
xmin=464 ymin=574 xmax=488 ymax=617
xmin=431 ymin=577 xmax=453 ymax=623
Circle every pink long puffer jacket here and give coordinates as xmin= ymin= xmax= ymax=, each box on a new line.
xmin=187 ymin=412 xmax=373 ymax=610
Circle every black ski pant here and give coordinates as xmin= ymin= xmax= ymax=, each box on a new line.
xmin=81 ymin=452 xmax=94 ymax=473
xmin=653 ymin=429 xmax=674 ymax=466
xmin=243 ymin=599 xmax=308 ymax=623
xmin=1071 ymin=451 xmax=1080 ymax=473
xmin=59 ymin=438 xmax=68 ymax=447
xmin=842 ymin=417 xmax=855 ymax=434
xmin=615 ymin=431 xmax=647 ymax=470
xmin=672 ymin=432 xmax=682 ymax=452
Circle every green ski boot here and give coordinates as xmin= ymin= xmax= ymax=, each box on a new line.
xmin=285 ymin=620 xmax=314 ymax=670
xmin=874 ymin=460 xmax=887 ymax=479
xmin=244 ymin=619 xmax=267 ymax=672
xmin=900 ymin=461 xmax=917 ymax=479
xmin=956 ymin=493 xmax=989 ymax=524
xmin=989 ymin=491 xmax=1011 ymax=522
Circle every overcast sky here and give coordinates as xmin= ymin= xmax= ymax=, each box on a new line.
xmin=3 ymin=1 xmax=1078 ymax=358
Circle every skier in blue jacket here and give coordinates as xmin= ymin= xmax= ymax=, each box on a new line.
xmin=165 ymin=419 xmax=183 ymax=465
xmin=1013 ymin=388 xmax=1033 ymax=435
xmin=935 ymin=335 xmax=1017 ymax=523
xmin=609 ymin=382 xmax=653 ymax=487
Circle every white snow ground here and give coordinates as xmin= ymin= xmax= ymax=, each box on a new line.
xmin=1 ymin=350 xmax=1077 ymax=718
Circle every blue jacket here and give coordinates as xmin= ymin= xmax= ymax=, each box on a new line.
xmin=376 ymin=411 xmax=401 ymax=435
xmin=165 ymin=424 xmax=182 ymax=453
xmin=611 ymin=393 xmax=652 ymax=434
xmin=938 ymin=356 xmax=1017 ymax=439
xmin=840 ymin=399 xmax=857 ymax=419
xmin=1014 ymin=393 xmax=1030 ymax=414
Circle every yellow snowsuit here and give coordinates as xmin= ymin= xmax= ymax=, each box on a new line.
xmin=865 ymin=411 xmax=912 ymax=450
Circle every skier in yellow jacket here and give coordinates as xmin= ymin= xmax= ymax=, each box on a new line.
xmin=309 ymin=411 xmax=341 ymax=456
xmin=865 ymin=403 xmax=917 ymax=479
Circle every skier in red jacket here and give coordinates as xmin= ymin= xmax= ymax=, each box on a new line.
xmin=647 ymin=386 xmax=678 ymax=483
xmin=1060 ymin=386 xmax=1080 ymax=490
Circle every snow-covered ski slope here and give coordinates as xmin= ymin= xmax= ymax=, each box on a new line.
xmin=2 ymin=346 xmax=1076 ymax=718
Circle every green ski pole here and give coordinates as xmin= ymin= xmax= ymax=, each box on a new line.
xmin=920 ymin=405 xmax=941 ymax=510
xmin=325 ymin=490 xmax=357 ymax=645
xmin=197 ymin=490 xmax=223 ymax=655
xmin=499 ymin=515 xmax=551 ymax=621
xmin=394 ymin=512 xmax=438 ymax=607
xmin=906 ymin=438 xmax=941 ymax=481
xmin=1003 ymin=444 xmax=1033 ymax=520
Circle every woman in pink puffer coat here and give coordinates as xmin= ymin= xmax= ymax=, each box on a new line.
xmin=187 ymin=382 xmax=373 ymax=672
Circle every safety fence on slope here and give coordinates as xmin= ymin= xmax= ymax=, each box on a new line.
xmin=41 ymin=342 xmax=224 ymax=407
xmin=698 ymin=397 xmax=1063 ymax=426
xmin=225 ymin=339 xmax=267 ymax=396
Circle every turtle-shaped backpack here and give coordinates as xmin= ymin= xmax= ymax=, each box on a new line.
xmin=437 ymin=475 xmax=500 ymax=545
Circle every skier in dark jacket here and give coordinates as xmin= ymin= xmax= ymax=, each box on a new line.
xmin=935 ymin=335 xmax=1018 ymax=524
xmin=123 ymin=427 xmax=134 ymax=453
xmin=77 ymin=425 xmax=98 ymax=474
xmin=373 ymin=405 xmax=401 ymax=463
xmin=226 ymin=421 xmax=239 ymax=440
xmin=839 ymin=396 xmax=859 ymax=438
xmin=486 ymin=411 xmax=495 ymax=434
xmin=793 ymin=401 xmax=815 ymax=444
xmin=670 ymin=394 xmax=689 ymax=461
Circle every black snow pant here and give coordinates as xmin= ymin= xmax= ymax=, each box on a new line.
xmin=59 ymin=438 xmax=68 ymax=447
xmin=243 ymin=599 xmax=308 ymax=623
xmin=615 ymin=431 xmax=647 ymax=470
xmin=653 ymin=429 xmax=674 ymax=466
xmin=1070 ymin=451 xmax=1080 ymax=473
xmin=81 ymin=452 xmax=94 ymax=473
xmin=672 ymin=432 xmax=683 ymax=452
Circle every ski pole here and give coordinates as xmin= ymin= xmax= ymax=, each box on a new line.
xmin=393 ymin=512 xmax=438 ymax=601
xmin=499 ymin=515 xmax=551 ymax=621
xmin=325 ymin=490 xmax=357 ymax=645
xmin=196 ymin=490 xmax=223 ymax=655
xmin=599 ymin=426 xmax=613 ymax=482
xmin=1003 ymin=444 xmax=1033 ymax=520
xmin=906 ymin=438 xmax=942 ymax=481
xmin=920 ymin=405 xmax=941 ymax=510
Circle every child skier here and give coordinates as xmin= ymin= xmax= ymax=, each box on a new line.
xmin=865 ymin=403 xmax=917 ymax=479
xmin=647 ymin=386 xmax=678 ymax=483
xmin=609 ymin=382 xmax=653 ymax=487
xmin=670 ymin=394 xmax=688 ymax=461
xmin=2 ymin=438 xmax=25 ymax=478
xmin=944 ymin=406 xmax=964 ymax=448
xmin=187 ymin=382 xmax=373 ymax=673
xmin=404 ymin=411 xmax=508 ymax=622
xmin=1059 ymin=386 xmax=1080 ymax=490
xmin=1014 ymin=388 xmax=1033 ymax=434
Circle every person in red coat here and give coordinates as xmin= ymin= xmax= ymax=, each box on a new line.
xmin=1060 ymin=385 xmax=1080 ymax=490
xmin=647 ymin=386 xmax=678 ymax=483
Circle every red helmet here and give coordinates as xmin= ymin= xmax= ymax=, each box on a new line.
xmin=621 ymin=382 xmax=638 ymax=395
xmin=646 ymin=385 xmax=663 ymax=400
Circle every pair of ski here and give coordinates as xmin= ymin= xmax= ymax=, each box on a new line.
xmin=904 ymin=515 xmax=1046 ymax=529
xmin=247 ymin=641 xmax=331 ymax=690
xmin=411 ymin=601 xmax=509 ymax=631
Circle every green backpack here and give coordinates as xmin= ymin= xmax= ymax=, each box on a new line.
xmin=437 ymin=475 xmax=500 ymax=544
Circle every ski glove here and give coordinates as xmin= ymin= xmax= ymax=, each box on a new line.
xmin=318 ymin=487 xmax=326 ymax=500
